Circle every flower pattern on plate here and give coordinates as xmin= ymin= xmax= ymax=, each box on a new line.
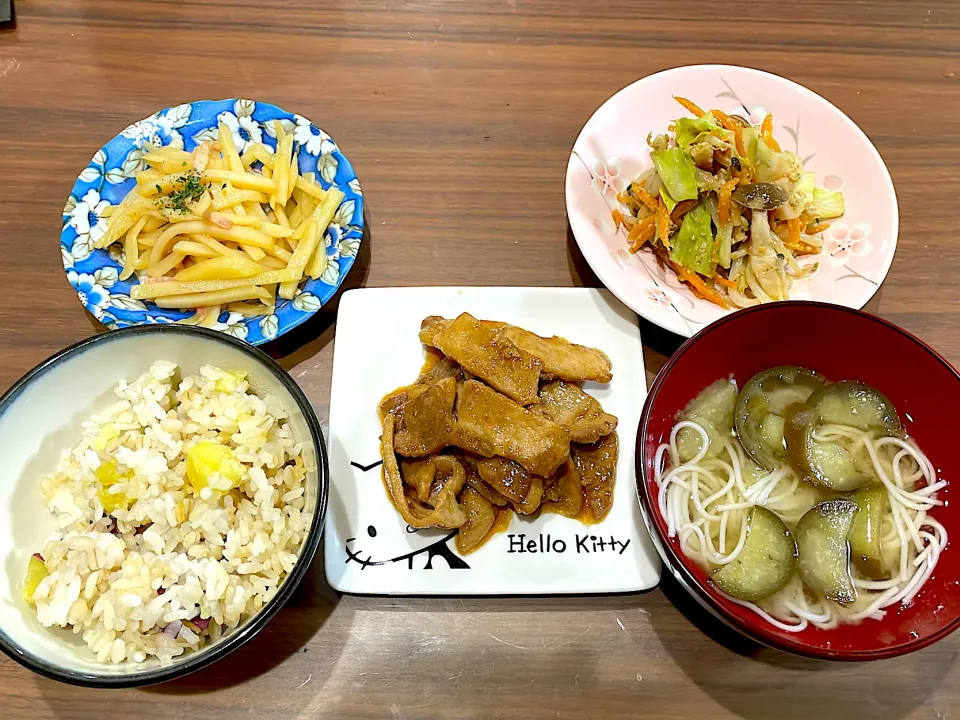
xmin=218 ymin=109 xmax=263 ymax=155
xmin=60 ymin=99 xmax=364 ymax=345
xmin=67 ymin=189 xmax=112 ymax=262
xmin=590 ymin=157 xmax=622 ymax=200
xmin=825 ymin=222 xmax=872 ymax=266
xmin=644 ymin=286 xmax=672 ymax=308
xmin=294 ymin=114 xmax=337 ymax=157
xmin=67 ymin=270 xmax=111 ymax=319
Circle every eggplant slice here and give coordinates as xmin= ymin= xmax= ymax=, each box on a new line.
xmin=735 ymin=366 xmax=825 ymax=470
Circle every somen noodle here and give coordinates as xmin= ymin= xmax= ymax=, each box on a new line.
xmin=655 ymin=415 xmax=948 ymax=632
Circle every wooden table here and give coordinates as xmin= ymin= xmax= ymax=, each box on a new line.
xmin=1 ymin=1 xmax=959 ymax=717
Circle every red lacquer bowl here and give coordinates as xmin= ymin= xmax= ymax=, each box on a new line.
xmin=636 ymin=301 xmax=960 ymax=660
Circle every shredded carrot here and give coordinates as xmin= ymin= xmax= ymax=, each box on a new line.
xmin=710 ymin=109 xmax=741 ymax=131
xmin=718 ymin=178 xmax=738 ymax=226
xmin=787 ymin=216 xmax=801 ymax=247
xmin=674 ymin=96 xmax=704 ymax=117
xmin=785 ymin=238 xmax=820 ymax=254
xmin=761 ymin=114 xmax=781 ymax=152
xmin=714 ymin=273 xmax=738 ymax=289
xmin=657 ymin=198 xmax=671 ymax=249
xmin=611 ymin=209 xmax=624 ymax=229
xmin=734 ymin=124 xmax=746 ymax=159
xmin=806 ymin=222 xmax=831 ymax=235
xmin=627 ymin=215 xmax=655 ymax=242
xmin=669 ymin=199 xmax=698 ymax=223
xmin=632 ymin=185 xmax=659 ymax=212
xmin=628 ymin=219 xmax=656 ymax=252
xmin=676 ymin=266 xmax=729 ymax=309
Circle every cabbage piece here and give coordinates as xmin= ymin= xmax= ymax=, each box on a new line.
xmin=659 ymin=186 xmax=678 ymax=212
xmin=749 ymin=210 xmax=785 ymax=299
xmin=651 ymin=147 xmax=699 ymax=201
xmin=781 ymin=171 xmax=816 ymax=220
xmin=675 ymin=116 xmax=717 ymax=148
xmin=704 ymin=195 xmax=733 ymax=268
xmin=740 ymin=126 xmax=761 ymax=165
xmin=755 ymin=143 xmax=803 ymax=184
xmin=688 ymin=141 xmax=715 ymax=169
xmin=807 ymin=188 xmax=845 ymax=219
xmin=669 ymin=203 xmax=714 ymax=276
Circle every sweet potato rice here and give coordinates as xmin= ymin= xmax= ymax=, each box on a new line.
xmin=23 ymin=361 xmax=310 ymax=664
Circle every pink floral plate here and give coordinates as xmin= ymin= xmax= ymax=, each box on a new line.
xmin=565 ymin=65 xmax=898 ymax=337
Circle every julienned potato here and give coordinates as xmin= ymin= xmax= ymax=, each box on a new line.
xmin=95 ymin=120 xmax=343 ymax=326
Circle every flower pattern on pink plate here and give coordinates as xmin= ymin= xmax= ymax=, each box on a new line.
xmin=644 ymin=286 xmax=672 ymax=308
xmin=590 ymin=157 xmax=622 ymax=200
xmin=825 ymin=222 xmax=872 ymax=266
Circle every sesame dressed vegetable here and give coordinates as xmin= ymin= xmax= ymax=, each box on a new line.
xmin=614 ymin=97 xmax=846 ymax=308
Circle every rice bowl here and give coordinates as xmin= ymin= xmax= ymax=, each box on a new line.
xmin=0 ymin=325 xmax=327 ymax=686
xmin=30 ymin=360 xmax=310 ymax=664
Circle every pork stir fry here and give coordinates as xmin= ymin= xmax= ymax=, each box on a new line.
xmin=378 ymin=313 xmax=619 ymax=554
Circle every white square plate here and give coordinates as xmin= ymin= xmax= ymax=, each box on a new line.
xmin=324 ymin=287 xmax=662 ymax=595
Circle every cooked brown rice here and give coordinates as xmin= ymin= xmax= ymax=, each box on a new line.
xmin=28 ymin=361 xmax=309 ymax=664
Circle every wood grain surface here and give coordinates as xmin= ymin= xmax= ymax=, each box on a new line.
xmin=1 ymin=1 xmax=959 ymax=718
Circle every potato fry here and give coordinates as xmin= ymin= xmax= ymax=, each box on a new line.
xmin=202 ymin=169 xmax=277 ymax=194
xmin=151 ymin=220 xmax=274 ymax=263
xmin=198 ymin=304 xmax=222 ymax=328
xmin=213 ymin=211 xmax=261 ymax=228
xmin=146 ymin=252 xmax=186 ymax=278
xmin=288 ymin=204 xmax=303 ymax=230
xmin=210 ymin=186 xmax=268 ymax=210
xmin=275 ymin=131 xmax=294 ymax=206
xmin=264 ymin=244 xmax=293 ymax=262
xmin=295 ymin=174 xmax=326 ymax=200
xmin=144 ymin=148 xmax=194 ymax=174
xmin=257 ymin=256 xmax=287 ymax=270
xmin=98 ymin=194 xmax=154 ymax=247
xmin=217 ymin=123 xmax=244 ymax=174
xmin=174 ymin=254 xmax=265 ymax=282
xmin=176 ymin=309 xmax=205 ymax=326
xmin=210 ymin=211 xmax=292 ymax=239
xmin=121 ymin=216 xmax=147 ymax=281
xmin=306 ymin=238 xmax=329 ymax=280
xmin=227 ymin=301 xmax=274 ymax=316
xmin=279 ymin=221 xmax=319 ymax=300
xmin=293 ymin=187 xmax=344 ymax=241
xmin=249 ymin=201 xmax=270 ymax=221
xmin=240 ymin=143 xmax=274 ymax=169
xmin=154 ymin=286 xmax=272 ymax=309
xmin=144 ymin=147 xmax=193 ymax=164
xmin=194 ymin=234 xmax=243 ymax=258
xmin=273 ymin=204 xmax=290 ymax=229
xmin=142 ymin=215 xmax=167 ymax=232
xmin=137 ymin=230 xmax=161 ymax=248
xmin=131 ymin=269 xmax=299 ymax=299
xmin=262 ymin=223 xmax=293 ymax=239
xmin=289 ymin=151 xmax=300 ymax=202
xmin=172 ymin=240 xmax=219 ymax=258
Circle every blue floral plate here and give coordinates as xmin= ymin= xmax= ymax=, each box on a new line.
xmin=60 ymin=99 xmax=364 ymax=344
